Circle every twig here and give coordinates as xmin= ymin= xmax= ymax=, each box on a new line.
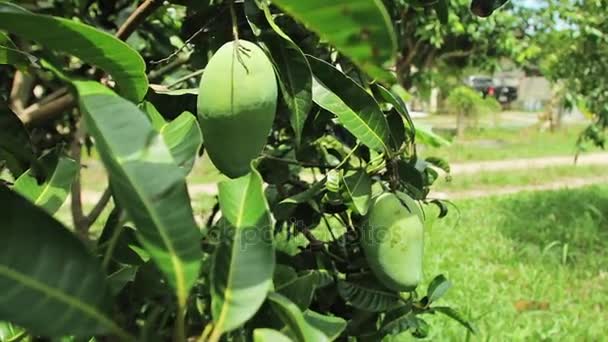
xmin=151 ymin=7 xmax=227 ymax=65
xmin=115 ymin=0 xmax=164 ymax=40
xmin=9 ymin=70 xmax=35 ymax=114
xmin=167 ymin=68 xmax=205 ymax=88
xmin=20 ymin=0 xmax=162 ymax=125
xmin=87 ymin=187 xmax=112 ymax=227
xmin=70 ymin=123 xmax=89 ymax=240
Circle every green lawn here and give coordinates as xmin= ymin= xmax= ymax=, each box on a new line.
xmin=423 ymin=125 xmax=595 ymax=162
xmin=435 ymin=164 xmax=606 ymax=192
xmin=399 ymin=185 xmax=608 ymax=340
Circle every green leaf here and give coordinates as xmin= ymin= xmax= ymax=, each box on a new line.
xmin=257 ymin=3 xmax=312 ymax=145
xmin=0 ymin=1 xmax=147 ymax=102
xmin=271 ymin=0 xmax=397 ymax=81
xmin=142 ymin=103 xmax=203 ymax=175
xmin=372 ymin=83 xmax=415 ymax=143
xmin=0 ymin=187 xmax=130 ymax=339
xmin=211 ymin=169 xmax=275 ymax=334
xmin=337 ymin=280 xmax=400 ymax=312
xmin=13 ymin=154 xmax=78 ymax=215
xmin=277 ymin=273 xmax=317 ymax=311
xmin=107 ymin=265 xmax=138 ymax=295
xmin=0 ymin=322 xmax=24 ymax=342
xmin=415 ymin=125 xmax=451 ymax=147
xmin=74 ymin=81 xmax=202 ymax=307
xmin=161 ymin=111 xmax=202 ymax=175
xmin=254 ymin=328 xmax=293 ymax=342
xmin=0 ymin=32 xmax=33 ymax=68
xmin=308 ymin=56 xmax=390 ymax=152
xmin=470 ymin=0 xmax=510 ymax=17
xmin=343 ymin=169 xmax=372 ymax=215
xmin=303 ymin=311 xmax=346 ymax=341
xmin=0 ymin=105 xmax=34 ymax=177
xmin=427 ymin=274 xmax=452 ymax=304
xmin=432 ymin=306 xmax=477 ymax=334
xmin=267 ymin=292 xmax=329 ymax=342
xmin=425 ymin=156 xmax=450 ymax=174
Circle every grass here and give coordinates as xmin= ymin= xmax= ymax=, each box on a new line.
xmin=423 ymin=125 xmax=595 ymax=163
xmin=394 ymin=184 xmax=608 ymax=340
xmin=435 ymin=164 xmax=606 ymax=192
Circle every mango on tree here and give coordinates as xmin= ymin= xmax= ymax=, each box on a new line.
xmin=197 ymin=40 xmax=278 ymax=178
xmin=361 ymin=192 xmax=424 ymax=292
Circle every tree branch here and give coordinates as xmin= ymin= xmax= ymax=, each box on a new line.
xmin=70 ymin=123 xmax=88 ymax=240
xmin=116 ymin=0 xmax=164 ymax=40
xmin=20 ymin=0 xmax=163 ymax=126
xmin=87 ymin=187 xmax=112 ymax=227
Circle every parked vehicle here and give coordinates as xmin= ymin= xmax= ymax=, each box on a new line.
xmin=465 ymin=75 xmax=518 ymax=106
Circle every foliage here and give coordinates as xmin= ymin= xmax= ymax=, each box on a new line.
xmin=446 ymin=85 xmax=501 ymax=136
xmin=521 ymin=0 xmax=608 ymax=149
xmin=0 ymin=0 xmax=506 ymax=340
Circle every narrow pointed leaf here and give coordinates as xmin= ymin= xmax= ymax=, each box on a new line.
xmin=0 ymin=32 xmax=32 ymax=68
xmin=372 ymin=83 xmax=415 ymax=143
xmin=257 ymin=3 xmax=312 ymax=144
xmin=337 ymin=280 xmax=400 ymax=312
xmin=0 ymin=1 xmax=147 ymax=102
xmin=161 ymin=111 xmax=202 ymax=175
xmin=343 ymin=169 xmax=372 ymax=215
xmin=432 ymin=306 xmax=477 ymax=334
xmin=270 ymin=0 xmax=397 ymax=81
xmin=0 ymin=187 xmax=130 ymax=339
xmin=267 ymin=292 xmax=329 ymax=342
xmin=427 ymin=274 xmax=452 ymax=303
xmin=308 ymin=56 xmax=390 ymax=152
xmin=14 ymin=154 xmax=78 ymax=215
xmin=74 ymin=81 xmax=202 ymax=305
xmin=303 ymin=311 xmax=347 ymax=341
xmin=212 ymin=169 xmax=275 ymax=334
xmin=142 ymin=102 xmax=203 ymax=175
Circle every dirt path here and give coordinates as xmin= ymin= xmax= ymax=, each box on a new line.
xmin=78 ymin=152 xmax=608 ymax=204
xmin=450 ymin=152 xmax=608 ymax=174
xmin=431 ymin=176 xmax=608 ymax=200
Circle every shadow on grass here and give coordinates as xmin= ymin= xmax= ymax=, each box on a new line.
xmin=495 ymin=185 xmax=608 ymax=265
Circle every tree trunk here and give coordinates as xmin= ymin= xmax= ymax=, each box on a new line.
xmin=456 ymin=110 xmax=466 ymax=138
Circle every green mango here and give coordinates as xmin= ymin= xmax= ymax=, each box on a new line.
xmin=361 ymin=192 xmax=424 ymax=292
xmin=197 ymin=40 xmax=277 ymax=178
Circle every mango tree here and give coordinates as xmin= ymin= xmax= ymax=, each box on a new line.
xmin=0 ymin=0 xmax=507 ymax=340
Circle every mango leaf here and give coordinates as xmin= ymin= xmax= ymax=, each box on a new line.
xmin=431 ymin=306 xmax=477 ymax=334
xmin=271 ymin=0 xmax=397 ymax=81
xmin=13 ymin=154 xmax=78 ymax=215
xmin=0 ymin=105 xmax=34 ymax=177
xmin=415 ymin=125 xmax=451 ymax=147
xmin=254 ymin=328 xmax=293 ymax=342
xmin=141 ymin=102 xmax=202 ymax=175
xmin=0 ymin=322 xmax=24 ymax=341
xmin=427 ymin=274 xmax=452 ymax=304
xmin=211 ymin=169 xmax=275 ymax=335
xmin=257 ymin=3 xmax=312 ymax=145
xmin=74 ymin=81 xmax=202 ymax=307
xmin=470 ymin=0 xmax=510 ymax=17
xmin=425 ymin=156 xmax=450 ymax=174
xmin=277 ymin=272 xmax=317 ymax=311
xmin=0 ymin=1 xmax=147 ymax=102
xmin=337 ymin=280 xmax=400 ymax=312
xmin=303 ymin=311 xmax=346 ymax=341
xmin=342 ymin=169 xmax=372 ymax=215
xmin=267 ymin=292 xmax=329 ymax=342
xmin=161 ymin=112 xmax=202 ymax=175
xmin=0 ymin=187 xmax=130 ymax=339
xmin=372 ymin=83 xmax=415 ymax=143
xmin=0 ymin=32 xmax=33 ymax=68
xmin=308 ymin=56 xmax=390 ymax=152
